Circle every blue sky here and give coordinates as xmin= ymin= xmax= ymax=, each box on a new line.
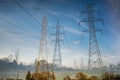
xmin=0 ymin=0 xmax=120 ymax=68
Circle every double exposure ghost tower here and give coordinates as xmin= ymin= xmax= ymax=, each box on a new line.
xmin=80 ymin=3 xmax=103 ymax=69
xmin=53 ymin=20 xmax=63 ymax=68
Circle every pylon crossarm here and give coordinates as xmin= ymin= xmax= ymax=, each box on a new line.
xmin=82 ymin=29 xmax=90 ymax=33
xmin=80 ymin=3 xmax=103 ymax=69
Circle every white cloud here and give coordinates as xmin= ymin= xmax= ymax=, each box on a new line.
xmin=0 ymin=54 xmax=7 ymax=58
xmin=64 ymin=27 xmax=82 ymax=35
xmin=64 ymin=14 xmax=79 ymax=23
xmin=47 ymin=10 xmax=81 ymax=24
xmin=61 ymin=46 xmax=88 ymax=68
xmin=73 ymin=40 xmax=80 ymax=44
xmin=102 ymin=53 xmax=120 ymax=66
xmin=48 ymin=10 xmax=60 ymax=16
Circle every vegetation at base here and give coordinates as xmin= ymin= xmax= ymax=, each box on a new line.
xmin=26 ymin=71 xmax=55 ymax=80
xmin=102 ymin=72 xmax=120 ymax=80
xmin=63 ymin=71 xmax=120 ymax=80
xmin=75 ymin=72 xmax=88 ymax=80
xmin=63 ymin=72 xmax=98 ymax=80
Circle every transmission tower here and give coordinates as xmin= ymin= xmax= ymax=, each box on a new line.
xmin=15 ymin=49 xmax=19 ymax=64
xmin=74 ymin=59 xmax=77 ymax=70
xmin=80 ymin=58 xmax=83 ymax=72
xmin=53 ymin=19 xmax=63 ymax=68
xmin=36 ymin=16 xmax=48 ymax=72
xmin=79 ymin=3 xmax=103 ymax=69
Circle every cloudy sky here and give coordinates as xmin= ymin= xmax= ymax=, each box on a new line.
xmin=0 ymin=0 xmax=120 ymax=68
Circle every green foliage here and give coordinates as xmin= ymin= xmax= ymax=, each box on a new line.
xmin=75 ymin=72 xmax=88 ymax=80
xmin=88 ymin=76 xmax=98 ymax=80
xmin=63 ymin=75 xmax=71 ymax=80
xmin=102 ymin=72 xmax=120 ymax=80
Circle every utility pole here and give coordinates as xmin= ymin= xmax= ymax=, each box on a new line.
xmin=53 ymin=19 xmax=63 ymax=68
xmin=36 ymin=16 xmax=48 ymax=72
xmin=79 ymin=3 xmax=103 ymax=69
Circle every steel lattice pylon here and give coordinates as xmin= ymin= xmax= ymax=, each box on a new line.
xmin=36 ymin=16 xmax=48 ymax=72
xmin=53 ymin=20 xmax=62 ymax=68
xmin=80 ymin=3 xmax=103 ymax=69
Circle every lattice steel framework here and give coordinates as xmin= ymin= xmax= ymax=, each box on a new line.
xmin=53 ymin=20 xmax=63 ymax=67
xmin=36 ymin=16 xmax=48 ymax=72
xmin=80 ymin=3 xmax=103 ymax=69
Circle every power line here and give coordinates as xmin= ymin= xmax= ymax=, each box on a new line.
xmin=62 ymin=32 xmax=73 ymax=57
xmin=80 ymin=3 xmax=103 ymax=69
xmin=0 ymin=0 xmax=36 ymax=29
xmin=14 ymin=0 xmax=41 ymax=25
xmin=53 ymin=19 xmax=63 ymax=67
xmin=0 ymin=16 xmax=39 ymax=39
xmin=36 ymin=16 xmax=48 ymax=72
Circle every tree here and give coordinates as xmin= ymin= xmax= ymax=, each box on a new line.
xmin=75 ymin=72 xmax=88 ymax=80
xmin=88 ymin=76 xmax=98 ymax=80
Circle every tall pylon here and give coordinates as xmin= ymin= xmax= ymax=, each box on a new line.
xmin=15 ymin=49 xmax=19 ymax=64
xmin=81 ymin=58 xmax=83 ymax=72
xmin=79 ymin=3 xmax=103 ymax=69
xmin=74 ymin=59 xmax=77 ymax=70
xmin=36 ymin=16 xmax=48 ymax=72
xmin=53 ymin=19 xmax=63 ymax=68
